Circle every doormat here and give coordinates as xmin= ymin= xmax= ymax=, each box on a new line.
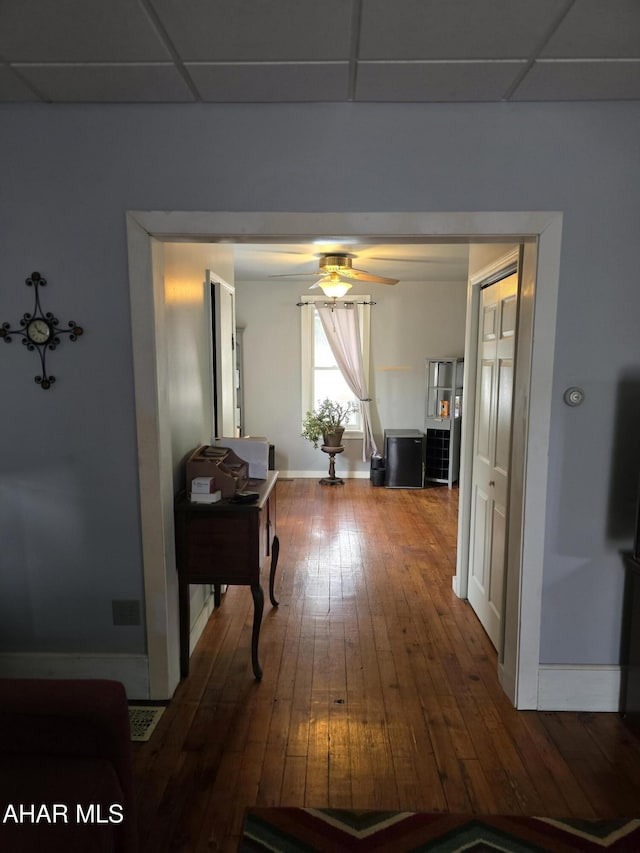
xmin=128 ymin=705 xmax=165 ymax=742
xmin=239 ymin=808 xmax=640 ymax=852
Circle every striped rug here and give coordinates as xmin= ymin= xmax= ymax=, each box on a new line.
xmin=239 ymin=808 xmax=640 ymax=851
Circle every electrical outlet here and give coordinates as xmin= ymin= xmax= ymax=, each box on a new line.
xmin=112 ymin=599 xmax=141 ymax=626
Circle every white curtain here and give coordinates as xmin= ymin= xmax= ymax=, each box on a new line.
xmin=317 ymin=305 xmax=378 ymax=461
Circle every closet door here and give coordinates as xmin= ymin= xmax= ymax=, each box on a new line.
xmin=467 ymin=272 xmax=518 ymax=651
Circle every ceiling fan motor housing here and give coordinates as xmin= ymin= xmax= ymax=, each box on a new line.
xmin=319 ymin=254 xmax=352 ymax=273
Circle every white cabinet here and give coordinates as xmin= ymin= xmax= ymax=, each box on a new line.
xmin=424 ymin=358 xmax=463 ymax=488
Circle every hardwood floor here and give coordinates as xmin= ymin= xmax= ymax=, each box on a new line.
xmin=133 ymin=479 xmax=640 ymax=852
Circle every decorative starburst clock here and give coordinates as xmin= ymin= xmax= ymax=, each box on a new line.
xmin=0 ymin=271 xmax=84 ymax=389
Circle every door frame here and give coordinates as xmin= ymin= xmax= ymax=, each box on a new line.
xmin=455 ymin=245 xmax=536 ymax=705
xmin=207 ymin=271 xmax=237 ymax=439
xmin=126 ymin=210 xmax=562 ymax=705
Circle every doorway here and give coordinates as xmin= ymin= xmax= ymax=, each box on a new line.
xmin=126 ymin=211 xmax=562 ymax=707
xmin=208 ymin=271 xmax=237 ymax=440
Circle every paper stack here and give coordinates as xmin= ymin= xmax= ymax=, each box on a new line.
xmin=190 ymin=477 xmax=222 ymax=504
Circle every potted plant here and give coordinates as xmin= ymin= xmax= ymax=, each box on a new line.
xmin=301 ymin=398 xmax=354 ymax=449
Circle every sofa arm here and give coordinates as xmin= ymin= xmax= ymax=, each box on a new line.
xmin=0 ymin=678 xmax=136 ymax=852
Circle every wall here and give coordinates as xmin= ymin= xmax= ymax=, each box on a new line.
xmin=163 ymin=243 xmax=235 ymax=489
xmin=468 ymin=245 xmax=517 ymax=277
xmin=163 ymin=243 xmax=234 ymax=635
xmin=235 ymin=277 xmax=468 ymax=475
xmin=0 ymin=101 xmax=638 ymax=686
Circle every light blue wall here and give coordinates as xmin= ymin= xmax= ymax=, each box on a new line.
xmin=0 ymin=101 xmax=639 ymax=667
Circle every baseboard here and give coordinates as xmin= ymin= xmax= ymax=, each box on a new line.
xmin=498 ymin=661 xmax=519 ymax=708
xmin=537 ymin=664 xmax=622 ymax=711
xmin=451 ymin=574 xmax=463 ymax=598
xmin=283 ymin=470 xmax=371 ymax=479
xmin=0 ymin=653 xmax=149 ymax=699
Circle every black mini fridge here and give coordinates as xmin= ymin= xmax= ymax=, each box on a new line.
xmin=384 ymin=429 xmax=425 ymax=488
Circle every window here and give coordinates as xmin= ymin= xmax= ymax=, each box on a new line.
xmin=300 ymin=295 xmax=371 ymax=438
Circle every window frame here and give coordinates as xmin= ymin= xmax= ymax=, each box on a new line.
xmin=300 ymin=294 xmax=371 ymax=440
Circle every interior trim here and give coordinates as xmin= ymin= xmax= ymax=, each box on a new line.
xmin=126 ymin=210 xmax=562 ymax=705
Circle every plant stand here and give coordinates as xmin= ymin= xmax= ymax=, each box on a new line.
xmin=320 ymin=445 xmax=345 ymax=486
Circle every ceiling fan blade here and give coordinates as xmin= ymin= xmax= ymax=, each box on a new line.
xmin=270 ymin=271 xmax=326 ymax=278
xmin=308 ymin=274 xmax=333 ymax=290
xmin=367 ymin=255 xmax=461 ymax=265
xmin=344 ymin=269 xmax=399 ymax=284
xmin=272 ymin=253 xmax=399 ymax=286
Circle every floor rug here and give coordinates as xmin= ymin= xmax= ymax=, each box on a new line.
xmin=239 ymin=808 xmax=640 ymax=852
xmin=128 ymin=705 xmax=165 ymax=742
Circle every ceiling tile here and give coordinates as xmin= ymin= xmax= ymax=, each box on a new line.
xmin=512 ymin=60 xmax=640 ymax=101
xmin=542 ymin=0 xmax=640 ymax=59
xmin=359 ymin=0 xmax=569 ymax=60
xmin=0 ymin=66 xmax=40 ymax=100
xmin=149 ymin=0 xmax=353 ymax=61
xmin=187 ymin=62 xmax=349 ymax=102
xmin=14 ymin=64 xmax=196 ymax=102
xmin=0 ymin=0 xmax=170 ymax=62
xmin=356 ymin=61 xmax=525 ymax=102
xmin=0 ymin=0 xmax=639 ymax=104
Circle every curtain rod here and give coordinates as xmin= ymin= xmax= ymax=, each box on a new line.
xmin=296 ymin=300 xmax=376 ymax=308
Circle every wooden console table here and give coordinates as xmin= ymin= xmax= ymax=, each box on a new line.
xmin=174 ymin=472 xmax=279 ymax=681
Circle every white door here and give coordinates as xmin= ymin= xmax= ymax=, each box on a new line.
xmin=467 ymin=273 xmax=518 ymax=650
xmin=208 ymin=272 xmax=237 ymax=439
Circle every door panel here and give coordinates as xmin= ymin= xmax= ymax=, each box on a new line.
xmin=477 ymin=361 xmax=493 ymax=462
xmin=483 ymin=302 xmax=498 ymax=340
xmin=471 ymin=487 xmax=489 ymax=588
xmin=501 ymin=294 xmax=517 ymax=337
xmin=488 ymin=504 xmax=506 ymax=611
xmin=495 ymin=359 xmax=514 ymax=475
xmin=467 ymin=272 xmax=518 ymax=651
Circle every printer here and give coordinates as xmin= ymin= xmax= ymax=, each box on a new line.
xmin=186 ymin=445 xmax=249 ymax=499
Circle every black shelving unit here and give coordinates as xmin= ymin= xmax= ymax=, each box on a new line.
xmin=424 ymin=357 xmax=463 ymax=488
xmin=425 ymin=428 xmax=451 ymax=482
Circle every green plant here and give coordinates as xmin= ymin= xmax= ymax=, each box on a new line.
xmin=301 ymin=398 xmax=354 ymax=448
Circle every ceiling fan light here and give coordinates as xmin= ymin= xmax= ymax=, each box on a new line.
xmin=319 ymin=279 xmax=352 ymax=298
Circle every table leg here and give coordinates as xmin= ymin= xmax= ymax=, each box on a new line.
xmin=213 ymin=583 xmax=222 ymax=607
xmin=250 ymin=584 xmax=264 ymax=681
xmin=269 ymin=535 xmax=280 ymax=607
xmin=320 ymin=448 xmax=345 ymax=486
xmin=328 ymin=454 xmax=337 ymax=479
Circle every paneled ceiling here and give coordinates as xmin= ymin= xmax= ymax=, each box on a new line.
xmin=1 ymin=0 xmax=639 ymax=104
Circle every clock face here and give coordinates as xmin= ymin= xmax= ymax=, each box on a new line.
xmin=26 ymin=318 xmax=51 ymax=345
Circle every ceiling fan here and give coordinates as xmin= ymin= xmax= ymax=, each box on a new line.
xmin=273 ymin=253 xmax=399 ymax=298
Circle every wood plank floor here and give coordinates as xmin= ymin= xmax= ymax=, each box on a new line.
xmin=133 ymin=479 xmax=640 ymax=852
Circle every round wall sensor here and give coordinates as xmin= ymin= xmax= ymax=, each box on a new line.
xmin=563 ymin=386 xmax=585 ymax=407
